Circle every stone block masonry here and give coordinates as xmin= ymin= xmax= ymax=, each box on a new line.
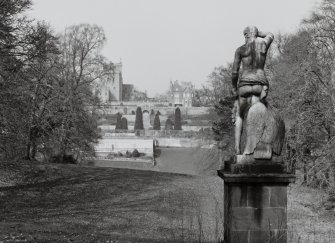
xmin=218 ymin=163 xmax=295 ymax=243
xmin=94 ymin=138 xmax=154 ymax=157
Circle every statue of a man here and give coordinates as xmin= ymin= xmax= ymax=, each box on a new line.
xmin=232 ymin=26 xmax=274 ymax=154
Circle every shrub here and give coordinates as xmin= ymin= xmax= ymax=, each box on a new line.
xmin=125 ymin=150 xmax=132 ymax=158
xmin=115 ymin=112 xmax=122 ymax=130
xmin=121 ymin=117 xmax=128 ymax=130
xmin=132 ymin=149 xmax=140 ymax=157
xmin=153 ymin=113 xmax=161 ymax=130
xmin=134 ymin=107 xmax=144 ymax=130
xmin=174 ymin=107 xmax=182 ymax=130
xmin=51 ymin=154 xmax=76 ymax=164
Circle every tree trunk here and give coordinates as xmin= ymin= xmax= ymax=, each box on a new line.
xmin=25 ymin=141 xmax=31 ymax=160
xmin=303 ymin=158 xmax=307 ymax=183
xmin=330 ymin=58 xmax=335 ymax=112
xmin=31 ymin=140 xmax=37 ymax=159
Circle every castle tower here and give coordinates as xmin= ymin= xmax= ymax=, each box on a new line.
xmin=92 ymin=62 xmax=124 ymax=103
xmin=109 ymin=62 xmax=123 ymax=102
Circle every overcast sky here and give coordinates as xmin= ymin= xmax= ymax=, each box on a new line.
xmin=29 ymin=0 xmax=320 ymax=96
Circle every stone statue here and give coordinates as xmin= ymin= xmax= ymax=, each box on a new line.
xmin=232 ymin=26 xmax=285 ymax=163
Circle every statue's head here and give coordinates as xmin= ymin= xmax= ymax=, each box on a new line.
xmin=243 ymin=26 xmax=258 ymax=43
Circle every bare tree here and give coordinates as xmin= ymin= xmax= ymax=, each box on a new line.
xmin=54 ymin=24 xmax=113 ymax=162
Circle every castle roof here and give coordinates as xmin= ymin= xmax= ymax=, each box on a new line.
xmin=170 ymin=80 xmax=193 ymax=92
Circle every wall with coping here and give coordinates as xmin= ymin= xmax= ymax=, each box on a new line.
xmin=95 ymin=138 xmax=153 ymax=157
xmin=98 ymin=125 xmax=211 ymax=132
xmin=98 ymin=105 xmax=209 ymax=116
xmin=156 ymin=138 xmax=214 ymax=148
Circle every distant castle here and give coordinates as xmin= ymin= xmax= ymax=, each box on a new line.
xmin=92 ymin=62 xmax=123 ymax=103
xmin=92 ymin=64 xmax=195 ymax=107
xmin=169 ymin=80 xmax=194 ymax=107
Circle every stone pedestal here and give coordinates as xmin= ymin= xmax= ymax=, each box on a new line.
xmin=218 ymin=160 xmax=295 ymax=243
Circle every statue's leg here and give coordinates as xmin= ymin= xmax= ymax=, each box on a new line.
xmin=243 ymin=95 xmax=262 ymax=155
xmin=235 ymin=96 xmax=248 ymax=155
xmin=235 ymin=114 xmax=242 ymax=154
xmin=232 ymin=99 xmax=241 ymax=154
xmin=236 ymin=85 xmax=262 ymax=156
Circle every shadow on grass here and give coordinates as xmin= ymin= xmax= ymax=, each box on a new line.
xmin=0 ymin=167 xmax=224 ymax=242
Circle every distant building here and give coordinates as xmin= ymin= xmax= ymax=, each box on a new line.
xmin=93 ymin=62 xmax=123 ymax=103
xmin=122 ymin=84 xmax=134 ymax=101
xmin=169 ymin=80 xmax=194 ymax=107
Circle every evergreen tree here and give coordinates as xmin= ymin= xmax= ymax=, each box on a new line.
xmin=115 ymin=112 xmax=122 ymax=130
xmin=174 ymin=107 xmax=182 ymax=130
xmin=153 ymin=113 xmax=161 ymax=130
xmin=150 ymin=109 xmax=155 ymax=125
xmin=121 ymin=117 xmax=128 ymax=130
xmin=134 ymin=107 xmax=144 ymax=130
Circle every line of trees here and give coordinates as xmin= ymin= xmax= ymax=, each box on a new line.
xmin=133 ymin=107 xmax=181 ymax=131
xmin=0 ymin=1 xmax=114 ymax=162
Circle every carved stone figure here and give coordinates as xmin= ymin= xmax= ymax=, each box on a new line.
xmin=232 ymin=26 xmax=285 ymax=163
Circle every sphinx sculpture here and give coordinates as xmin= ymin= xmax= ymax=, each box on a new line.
xmin=231 ymin=26 xmax=285 ymax=164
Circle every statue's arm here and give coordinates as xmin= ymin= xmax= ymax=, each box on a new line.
xmin=232 ymin=48 xmax=241 ymax=91
xmin=258 ymin=31 xmax=274 ymax=47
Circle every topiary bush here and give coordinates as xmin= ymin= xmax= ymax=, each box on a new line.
xmin=134 ymin=107 xmax=144 ymax=130
xmin=121 ymin=117 xmax=128 ymax=130
xmin=115 ymin=112 xmax=122 ymax=130
xmin=174 ymin=107 xmax=182 ymax=130
xmin=153 ymin=113 xmax=161 ymax=130
xmin=150 ymin=109 xmax=155 ymax=125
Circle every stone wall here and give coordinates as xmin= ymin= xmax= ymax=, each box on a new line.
xmin=98 ymin=105 xmax=209 ymax=116
xmin=95 ymin=138 xmax=153 ymax=157
xmin=98 ymin=125 xmax=211 ymax=133
xmin=156 ymin=138 xmax=213 ymax=148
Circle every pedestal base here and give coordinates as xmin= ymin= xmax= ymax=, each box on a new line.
xmin=218 ymin=162 xmax=295 ymax=243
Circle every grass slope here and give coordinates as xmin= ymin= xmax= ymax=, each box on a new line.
xmin=0 ymin=154 xmax=334 ymax=242
xmin=0 ymin=165 xmax=224 ymax=242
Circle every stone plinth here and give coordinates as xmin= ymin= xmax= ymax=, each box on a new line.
xmin=218 ymin=161 xmax=295 ymax=243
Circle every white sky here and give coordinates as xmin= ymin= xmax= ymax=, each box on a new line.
xmin=29 ymin=0 xmax=320 ymax=96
